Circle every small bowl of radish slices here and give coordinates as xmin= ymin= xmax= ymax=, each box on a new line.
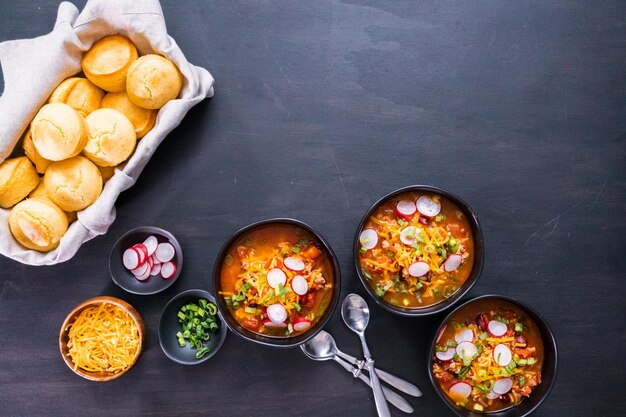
xmin=109 ymin=226 xmax=183 ymax=295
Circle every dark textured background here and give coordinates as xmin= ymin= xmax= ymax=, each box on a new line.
xmin=0 ymin=1 xmax=624 ymax=416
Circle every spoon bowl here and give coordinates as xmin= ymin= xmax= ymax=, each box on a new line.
xmin=341 ymin=293 xmax=370 ymax=334
xmin=301 ymin=331 xmax=337 ymax=361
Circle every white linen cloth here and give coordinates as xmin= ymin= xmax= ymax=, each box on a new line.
xmin=0 ymin=0 xmax=214 ymax=265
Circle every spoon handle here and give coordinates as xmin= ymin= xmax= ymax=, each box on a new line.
xmin=335 ymin=350 xmax=422 ymax=397
xmin=359 ymin=334 xmax=391 ymax=417
xmin=333 ymin=357 xmax=414 ymax=414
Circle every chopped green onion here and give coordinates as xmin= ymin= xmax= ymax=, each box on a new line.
xmin=176 ymin=299 xmax=220 ymax=360
xmin=515 ymin=322 xmax=524 ymax=332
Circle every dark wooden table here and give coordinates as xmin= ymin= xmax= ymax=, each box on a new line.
xmin=0 ymin=1 xmax=624 ymax=416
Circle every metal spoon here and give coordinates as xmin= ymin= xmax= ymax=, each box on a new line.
xmin=342 ymin=293 xmax=390 ymax=417
xmin=305 ymin=330 xmax=422 ymax=397
xmin=301 ymin=333 xmax=414 ymax=413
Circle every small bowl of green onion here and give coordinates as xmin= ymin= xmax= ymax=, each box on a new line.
xmin=158 ymin=289 xmax=227 ymax=365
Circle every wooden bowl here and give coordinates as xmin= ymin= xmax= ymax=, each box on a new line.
xmin=59 ymin=296 xmax=145 ymax=381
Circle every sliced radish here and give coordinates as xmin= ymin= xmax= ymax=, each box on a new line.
xmin=492 ymin=378 xmax=513 ymax=395
xmin=435 ymin=347 xmax=456 ymax=362
xmin=455 ymin=328 xmax=474 ymax=343
xmin=408 ymin=261 xmax=429 ymax=277
xmin=493 ymin=344 xmax=512 ymax=366
xmin=448 ymin=381 xmax=472 ymax=399
xmin=263 ymin=320 xmax=287 ymax=329
xmin=416 ymin=195 xmax=441 ymax=217
xmin=266 ymin=268 xmax=287 ymax=289
xmin=132 ymin=244 xmax=148 ymax=265
xmin=487 ymin=320 xmax=508 ymax=337
xmin=151 ymin=254 xmax=161 ymax=265
xmin=143 ymin=235 xmax=158 ymax=256
xmin=456 ymin=341 xmax=478 ymax=359
xmin=435 ymin=324 xmax=447 ymax=344
xmin=486 ymin=390 xmax=500 ymax=400
xmin=359 ymin=228 xmax=378 ymax=250
xmin=155 ymin=242 xmax=175 ymax=263
xmin=134 ymin=266 xmax=151 ymax=281
xmin=147 ymin=254 xmax=154 ymax=269
xmin=443 ymin=254 xmax=462 ymax=272
xmin=395 ymin=199 xmax=416 ymax=218
xmin=291 ymin=275 xmax=308 ymax=295
xmin=150 ymin=263 xmax=162 ymax=276
xmin=293 ymin=317 xmax=311 ymax=332
xmin=266 ymin=303 xmax=287 ymax=324
xmin=284 ymin=257 xmax=305 ymax=272
xmin=400 ymin=226 xmax=420 ymax=245
xmin=131 ymin=261 xmax=149 ymax=277
xmin=160 ymin=261 xmax=177 ymax=279
xmin=122 ymin=248 xmax=140 ymax=270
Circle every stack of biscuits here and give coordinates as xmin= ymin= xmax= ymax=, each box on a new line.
xmin=0 ymin=35 xmax=183 ymax=252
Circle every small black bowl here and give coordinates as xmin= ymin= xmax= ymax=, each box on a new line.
xmin=427 ymin=294 xmax=558 ymax=417
xmin=158 ymin=289 xmax=227 ymax=365
xmin=212 ymin=218 xmax=341 ymax=348
xmin=109 ymin=226 xmax=183 ymax=295
xmin=354 ymin=185 xmax=484 ymax=316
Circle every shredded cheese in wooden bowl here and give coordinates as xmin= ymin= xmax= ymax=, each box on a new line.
xmin=59 ymin=296 xmax=144 ymax=381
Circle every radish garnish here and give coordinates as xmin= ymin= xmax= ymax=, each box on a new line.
xmin=359 ymin=229 xmax=378 ymax=250
xmin=492 ymin=378 xmax=513 ymax=395
xmin=486 ymin=390 xmax=500 ymax=400
xmin=456 ymin=341 xmax=478 ymax=359
xmin=493 ymin=344 xmax=512 ymax=366
xmin=151 ymin=254 xmax=161 ymax=265
xmin=293 ymin=317 xmax=311 ymax=332
xmin=291 ymin=275 xmax=308 ymax=296
xmin=435 ymin=348 xmax=456 ymax=362
xmin=284 ymin=257 xmax=305 ymax=272
xmin=135 ymin=267 xmax=151 ymax=281
xmin=160 ymin=261 xmax=177 ymax=280
xmin=395 ymin=200 xmax=417 ymax=218
xmin=263 ymin=320 xmax=287 ymax=329
xmin=143 ymin=235 xmax=158 ymax=256
xmin=122 ymin=248 xmax=140 ymax=270
xmin=266 ymin=268 xmax=287 ymax=289
xmin=266 ymin=303 xmax=287 ymax=324
xmin=131 ymin=261 xmax=149 ymax=277
xmin=155 ymin=242 xmax=175 ymax=263
xmin=487 ymin=320 xmax=508 ymax=337
xmin=443 ymin=254 xmax=462 ymax=272
xmin=150 ymin=263 xmax=162 ymax=276
xmin=455 ymin=328 xmax=474 ymax=343
xmin=408 ymin=261 xmax=429 ymax=277
xmin=400 ymin=226 xmax=420 ymax=245
xmin=133 ymin=244 xmax=148 ymax=265
xmin=449 ymin=381 xmax=472 ymax=399
xmin=416 ymin=195 xmax=441 ymax=217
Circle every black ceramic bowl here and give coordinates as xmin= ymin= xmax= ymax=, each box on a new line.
xmin=158 ymin=289 xmax=227 ymax=365
xmin=427 ymin=294 xmax=558 ymax=417
xmin=354 ymin=185 xmax=484 ymax=316
xmin=109 ymin=226 xmax=183 ymax=295
xmin=212 ymin=218 xmax=341 ymax=348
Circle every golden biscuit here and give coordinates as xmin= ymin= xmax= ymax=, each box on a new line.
xmin=31 ymin=103 xmax=87 ymax=161
xmin=44 ymin=156 xmax=103 ymax=212
xmin=9 ymin=197 xmax=68 ymax=252
xmin=0 ymin=156 xmax=40 ymax=208
xmin=48 ymin=77 xmax=105 ymax=117
xmin=126 ymin=54 xmax=183 ymax=109
xmin=83 ymin=108 xmax=137 ymax=167
xmin=101 ymin=92 xmax=157 ymax=138
xmin=82 ymin=35 xmax=138 ymax=92
xmin=22 ymin=129 xmax=51 ymax=174
xmin=30 ymin=180 xmax=76 ymax=223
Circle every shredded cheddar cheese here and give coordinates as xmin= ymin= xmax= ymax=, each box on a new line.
xmin=66 ymin=303 xmax=140 ymax=373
